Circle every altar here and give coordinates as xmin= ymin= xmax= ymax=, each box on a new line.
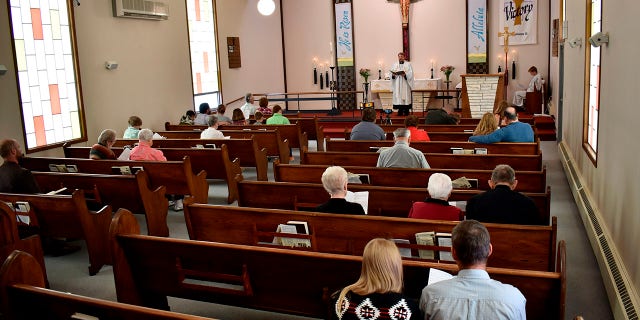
xmin=371 ymin=78 xmax=441 ymax=111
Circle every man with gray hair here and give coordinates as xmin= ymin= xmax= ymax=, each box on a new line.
xmin=376 ymin=128 xmax=429 ymax=168
xmin=420 ymin=220 xmax=526 ymax=319
xmin=240 ymin=93 xmax=257 ymax=119
xmin=466 ymin=164 xmax=543 ymax=225
xmin=315 ymin=166 xmax=365 ymax=215
xmin=409 ymin=173 xmax=462 ymax=220
xmin=200 ymin=115 xmax=225 ymax=139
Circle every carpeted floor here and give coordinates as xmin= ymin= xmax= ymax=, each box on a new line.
xmin=41 ymin=141 xmax=612 ymax=319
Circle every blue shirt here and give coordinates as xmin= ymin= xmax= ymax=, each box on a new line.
xmin=468 ymin=121 xmax=534 ymax=143
xmin=420 ymin=269 xmax=526 ymax=320
xmin=350 ymin=121 xmax=386 ymax=140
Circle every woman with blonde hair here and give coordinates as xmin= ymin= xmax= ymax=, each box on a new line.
xmin=494 ymin=100 xmax=510 ymax=127
xmin=333 ymin=238 xmax=421 ymax=320
xmin=473 ymin=112 xmax=499 ymax=136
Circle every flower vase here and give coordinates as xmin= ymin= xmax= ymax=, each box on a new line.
xmin=445 ymin=72 xmax=451 ymax=83
xmin=363 ymin=82 xmax=370 ymax=104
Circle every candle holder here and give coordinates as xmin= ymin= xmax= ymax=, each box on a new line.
xmin=313 ymin=67 xmax=317 ymax=84
xmin=378 ymin=69 xmax=382 ymax=80
xmin=430 ymin=68 xmax=434 ymax=79
xmin=325 ymin=70 xmax=329 ymax=88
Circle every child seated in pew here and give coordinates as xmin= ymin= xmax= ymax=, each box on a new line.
xmin=332 ymin=238 xmax=422 ymax=320
xmin=179 ymin=110 xmax=196 ymax=125
xmin=253 ymin=111 xmax=265 ymax=125
xmin=123 ymin=116 xmax=142 ymax=139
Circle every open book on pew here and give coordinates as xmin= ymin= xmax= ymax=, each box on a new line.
xmin=272 ymin=221 xmax=311 ymax=248
xmin=428 ymin=268 xmax=454 ymax=285
xmin=345 ymin=190 xmax=369 ymax=214
xmin=117 ymin=147 xmax=131 ymax=160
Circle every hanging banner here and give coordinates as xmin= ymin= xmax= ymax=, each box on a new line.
xmin=335 ymin=3 xmax=354 ymax=67
xmin=467 ymin=0 xmax=487 ymax=64
xmin=500 ymin=0 xmax=537 ymax=45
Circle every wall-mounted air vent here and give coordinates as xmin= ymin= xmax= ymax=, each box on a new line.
xmin=113 ymin=0 xmax=169 ymax=20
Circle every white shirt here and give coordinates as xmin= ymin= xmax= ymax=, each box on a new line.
xmin=390 ymin=61 xmax=414 ymax=105
xmin=527 ymin=74 xmax=542 ymax=92
xmin=240 ymin=102 xmax=257 ymax=119
xmin=200 ymin=127 xmax=224 ymax=139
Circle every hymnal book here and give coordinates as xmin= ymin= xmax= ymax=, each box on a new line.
xmin=450 ymin=147 xmax=464 ymax=154
xmin=152 ymin=132 xmax=166 ymax=140
xmin=463 ymin=149 xmax=474 ymax=154
xmin=131 ymin=166 xmax=144 ymax=174
xmin=436 ymin=233 xmax=454 ymax=262
xmin=474 ymin=148 xmax=488 ymax=154
xmin=117 ymin=147 xmax=131 ymax=161
xmin=55 ymin=164 xmax=68 ymax=172
xmin=48 ymin=164 xmax=59 ymax=172
xmin=347 ymin=172 xmax=371 ymax=184
xmin=286 ymin=220 xmax=309 ymax=235
xmin=194 ymin=144 xmax=205 ymax=149
xmin=391 ymin=70 xmax=406 ymax=76
xmin=112 ymin=166 xmax=132 ymax=175
xmin=14 ymin=201 xmax=31 ymax=213
xmin=415 ymin=231 xmax=436 ymax=259
xmin=392 ymin=239 xmax=412 ymax=258
xmin=427 ymin=268 xmax=454 ymax=285
xmin=345 ymin=190 xmax=369 ymax=214
xmin=273 ymin=223 xmax=311 ymax=248
xmin=65 ymin=165 xmax=78 ymax=173
xmin=448 ymin=201 xmax=467 ymax=212
xmin=205 ymin=144 xmax=217 ymax=148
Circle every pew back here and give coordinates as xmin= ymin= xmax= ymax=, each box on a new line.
xmin=325 ymin=138 xmax=540 ymax=155
xmin=301 ymin=149 xmax=544 ymax=171
xmin=273 ymin=163 xmax=547 ymax=193
xmin=184 ymin=204 xmax=558 ymax=272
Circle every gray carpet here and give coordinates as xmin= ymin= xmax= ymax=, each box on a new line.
xmin=41 ymin=141 xmax=613 ymax=319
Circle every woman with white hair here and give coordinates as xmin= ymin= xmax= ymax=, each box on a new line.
xmin=408 ymin=173 xmax=463 ymax=220
xmin=89 ymin=129 xmax=117 ymax=160
xmin=129 ymin=128 xmax=166 ymax=161
xmin=332 ymin=238 xmax=421 ymax=320
xmin=315 ymin=166 xmax=365 ymax=215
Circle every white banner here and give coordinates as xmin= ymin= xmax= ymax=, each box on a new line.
xmin=467 ymin=0 xmax=487 ymax=63
xmin=500 ymin=0 xmax=537 ymax=45
xmin=335 ymin=3 xmax=354 ymax=67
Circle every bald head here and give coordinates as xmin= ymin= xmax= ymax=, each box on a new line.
xmin=504 ymin=106 xmax=518 ymax=122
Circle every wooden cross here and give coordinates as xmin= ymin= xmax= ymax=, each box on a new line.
xmin=498 ymin=26 xmax=516 ymax=53
xmin=390 ymin=0 xmax=422 ymax=60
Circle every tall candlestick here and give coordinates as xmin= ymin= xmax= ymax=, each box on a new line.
xmin=378 ymin=69 xmax=382 ymax=80
xmin=325 ymin=70 xmax=329 ymax=87
xmin=320 ymin=73 xmax=324 ymax=90
xmin=313 ymin=67 xmax=317 ymax=84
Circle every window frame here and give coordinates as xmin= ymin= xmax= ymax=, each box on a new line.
xmin=7 ymin=0 xmax=87 ymax=153
xmin=582 ymin=0 xmax=601 ymax=166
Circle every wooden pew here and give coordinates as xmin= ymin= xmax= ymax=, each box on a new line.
xmin=164 ymin=121 xmax=207 ymax=131
xmin=111 ymin=210 xmax=565 ymax=319
xmin=300 ymin=148 xmax=544 ymax=171
xmin=0 ymin=190 xmax=112 ymax=275
xmin=236 ymin=180 xmax=552 ymax=225
xmin=325 ymin=138 xmax=540 ymax=155
xmin=288 ymin=116 xmax=325 ymax=151
xmin=0 ymin=250 xmax=214 ymax=320
xmin=21 ymin=156 xmax=208 ymax=204
xmin=345 ymin=130 xmax=476 ymax=141
xmin=184 ymin=204 xmax=558 ymax=272
xmin=273 ymin=163 xmax=547 ymax=193
xmin=219 ymin=123 xmax=307 ymax=150
xmin=156 ymin=130 xmax=290 ymax=163
xmin=110 ymin=138 xmax=269 ymax=181
xmin=0 ymin=202 xmax=48 ymax=286
xmin=63 ymin=145 xmax=242 ymax=203
xmin=32 ymin=171 xmax=169 ymax=237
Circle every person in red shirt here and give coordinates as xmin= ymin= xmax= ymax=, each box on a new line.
xmin=404 ymin=115 xmax=430 ymax=141
xmin=409 ymin=173 xmax=462 ymax=220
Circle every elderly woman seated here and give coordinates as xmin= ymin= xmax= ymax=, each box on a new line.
xmin=90 ymin=129 xmax=117 ymax=160
xmin=408 ymin=173 xmax=463 ymax=220
xmin=314 ymin=166 xmax=365 ymax=215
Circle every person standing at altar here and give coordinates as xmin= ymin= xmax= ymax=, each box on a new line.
xmin=513 ymin=66 xmax=542 ymax=107
xmin=390 ymin=52 xmax=414 ymax=116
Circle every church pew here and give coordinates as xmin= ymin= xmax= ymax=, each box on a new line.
xmin=300 ymin=148 xmax=544 ymax=171
xmin=219 ymin=123 xmax=307 ymax=150
xmin=325 ymin=138 xmax=540 ymax=155
xmin=236 ymin=180 xmax=552 ymax=225
xmin=63 ymin=145 xmax=242 ymax=203
xmin=32 ymin=171 xmax=169 ymax=237
xmin=273 ymin=163 xmax=547 ymax=193
xmin=288 ymin=116 xmax=325 ymax=151
xmin=0 ymin=202 xmax=48 ymax=287
xmin=21 ymin=156 xmax=208 ymax=204
xmin=344 ymin=129 xmax=477 ymax=141
xmin=110 ymin=138 xmax=269 ymax=181
xmin=156 ymin=130 xmax=290 ymax=163
xmin=111 ymin=210 xmax=565 ymax=320
xmin=0 ymin=190 xmax=112 ymax=276
xmin=164 ymin=122 xmax=207 ymax=131
xmin=184 ymin=204 xmax=558 ymax=272
xmin=0 ymin=250 xmax=214 ymax=320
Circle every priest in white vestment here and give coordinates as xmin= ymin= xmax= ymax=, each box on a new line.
xmin=513 ymin=66 xmax=542 ymax=107
xmin=390 ymin=52 xmax=414 ymax=116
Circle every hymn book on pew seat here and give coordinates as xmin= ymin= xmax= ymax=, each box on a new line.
xmin=345 ymin=190 xmax=369 ymax=213
xmin=436 ymin=233 xmax=454 ymax=262
xmin=347 ymin=172 xmax=371 ymax=184
xmin=272 ymin=223 xmax=311 ymax=248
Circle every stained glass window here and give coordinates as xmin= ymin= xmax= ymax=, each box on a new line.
xmin=583 ymin=0 xmax=601 ymax=162
xmin=186 ymin=0 xmax=220 ymax=107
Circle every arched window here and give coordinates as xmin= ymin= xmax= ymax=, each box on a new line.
xmin=8 ymin=0 xmax=86 ymax=152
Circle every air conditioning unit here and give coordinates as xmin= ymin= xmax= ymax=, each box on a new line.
xmin=113 ymin=0 xmax=169 ymax=20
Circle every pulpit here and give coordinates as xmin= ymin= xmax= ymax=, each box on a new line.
xmin=371 ymin=78 xmax=441 ymax=112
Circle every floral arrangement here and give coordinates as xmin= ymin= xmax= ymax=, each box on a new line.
xmin=359 ymin=68 xmax=371 ymax=82
xmin=440 ymin=65 xmax=455 ymax=81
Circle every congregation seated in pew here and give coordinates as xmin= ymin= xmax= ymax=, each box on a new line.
xmin=468 ymin=106 xmax=534 ymax=144
xmin=409 ymin=173 xmax=463 ymax=221
xmin=200 ymin=115 xmax=225 ymax=139
xmin=89 ymin=129 xmax=117 ymax=160
xmin=466 ymin=164 xmax=544 ymax=225
xmin=315 ymin=166 xmax=365 ymax=215
xmin=351 ymin=108 xmax=385 ymax=140
xmin=377 ymin=128 xmax=430 ymax=169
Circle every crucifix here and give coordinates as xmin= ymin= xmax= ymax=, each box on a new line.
xmin=390 ymin=0 xmax=421 ymax=60
xmin=498 ymin=26 xmax=515 ymax=86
